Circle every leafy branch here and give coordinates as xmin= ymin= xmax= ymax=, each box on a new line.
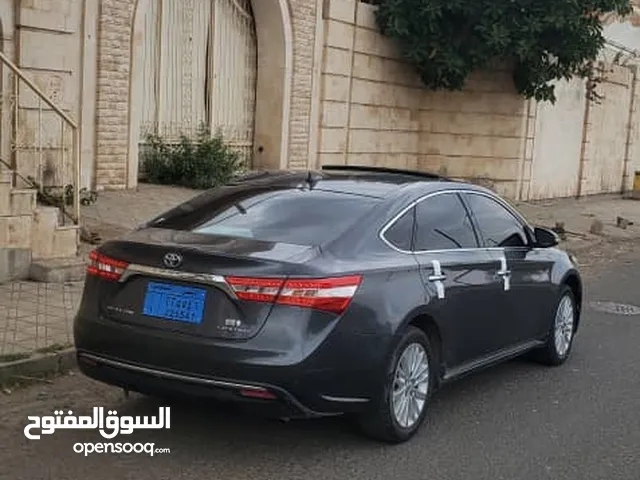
xmin=371 ymin=0 xmax=633 ymax=103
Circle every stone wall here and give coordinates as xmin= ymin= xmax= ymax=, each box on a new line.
xmin=288 ymin=0 xmax=320 ymax=169
xmin=94 ymin=0 xmax=136 ymax=189
xmin=94 ymin=0 xmax=321 ymax=189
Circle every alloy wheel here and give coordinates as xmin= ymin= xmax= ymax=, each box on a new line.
xmin=391 ymin=342 xmax=430 ymax=429
xmin=554 ymin=294 xmax=574 ymax=357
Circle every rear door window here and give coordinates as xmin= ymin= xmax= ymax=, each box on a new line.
xmin=414 ymin=193 xmax=478 ymax=251
xmin=150 ymin=187 xmax=380 ymax=246
xmin=383 ymin=207 xmax=415 ymax=251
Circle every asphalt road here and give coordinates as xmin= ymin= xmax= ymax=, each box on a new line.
xmin=1 ymin=244 xmax=639 ymax=480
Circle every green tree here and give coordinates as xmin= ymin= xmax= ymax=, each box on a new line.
xmin=372 ymin=0 xmax=633 ymax=102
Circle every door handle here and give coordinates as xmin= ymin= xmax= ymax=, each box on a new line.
xmin=428 ymin=260 xmax=446 ymax=299
xmin=497 ymin=256 xmax=511 ymax=291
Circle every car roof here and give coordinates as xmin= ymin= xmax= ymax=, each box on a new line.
xmin=228 ymin=166 xmax=488 ymax=200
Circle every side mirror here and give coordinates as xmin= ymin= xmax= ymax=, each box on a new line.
xmin=533 ymin=227 xmax=560 ymax=248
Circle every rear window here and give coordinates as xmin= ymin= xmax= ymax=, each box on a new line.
xmin=150 ymin=188 xmax=380 ymax=245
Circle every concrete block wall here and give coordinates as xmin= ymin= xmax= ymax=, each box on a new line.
xmin=318 ymin=0 xmax=531 ymax=199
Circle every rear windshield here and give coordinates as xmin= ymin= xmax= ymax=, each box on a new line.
xmin=149 ymin=187 xmax=380 ymax=245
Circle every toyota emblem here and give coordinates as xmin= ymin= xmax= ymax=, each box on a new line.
xmin=163 ymin=252 xmax=183 ymax=269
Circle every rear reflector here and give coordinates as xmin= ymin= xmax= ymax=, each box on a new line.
xmin=87 ymin=250 xmax=130 ymax=281
xmin=225 ymin=275 xmax=362 ymax=315
xmin=239 ymin=388 xmax=278 ymax=400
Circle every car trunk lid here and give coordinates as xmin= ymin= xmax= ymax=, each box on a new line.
xmin=93 ymin=228 xmax=319 ymax=340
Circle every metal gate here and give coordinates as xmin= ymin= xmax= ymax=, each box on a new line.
xmin=138 ymin=0 xmax=257 ymax=163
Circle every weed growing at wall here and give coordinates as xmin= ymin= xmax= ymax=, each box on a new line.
xmin=141 ymin=126 xmax=245 ymax=190
xmin=369 ymin=0 xmax=632 ymax=103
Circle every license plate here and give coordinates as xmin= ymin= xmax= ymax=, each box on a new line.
xmin=143 ymin=282 xmax=206 ymax=324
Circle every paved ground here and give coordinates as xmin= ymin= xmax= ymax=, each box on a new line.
xmin=83 ymin=184 xmax=640 ymax=250
xmin=82 ymin=184 xmax=197 ymax=242
xmin=0 ymin=282 xmax=81 ymax=358
xmin=0 ymin=243 xmax=639 ymax=480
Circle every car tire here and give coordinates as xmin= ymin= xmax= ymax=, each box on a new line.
xmin=357 ymin=326 xmax=435 ymax=443
xmin=534 ymin=285 xmax=577 ymax=366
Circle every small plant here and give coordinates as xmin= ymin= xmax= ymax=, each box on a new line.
xmin=27 ymin=177 xmax=99 ymax=208
xmin=141 ymin=125 xmax=245 ymax=190
xmin=35 ymin=342 xmax=73 ymax=355
xmin=0 ymin=352 xmax=31 ymax=363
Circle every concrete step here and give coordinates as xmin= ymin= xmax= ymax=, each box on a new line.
xmin=32 ymin=206 xmax=80 ymax=260
xmin=0 ymin=169 xmax=12 ymax=185
xmin=29 ymin=255 xmax=86 ymax=283
xmin=51 ymin=225 xmax=79 ymax=259
xmin=0 ymin=181 xmax=9 ymax=216
xmin=0 ymin=214 xmax=32 ymax=249
xmin=10 ymin=188 xmax=37 ymax=216
xmin=31 ymin=206 xmax=60 ymax=259
xmin=0 ymin=247 xmax=32 ymax=283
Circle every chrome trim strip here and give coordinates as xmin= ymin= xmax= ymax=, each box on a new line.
xmin=119 ymin=264 xmax=237 ymax=299
xmin=320 ymin=395 xmax=370 ymax=403
xmin=442 ymin=339 xmax=543 ymax=381
xmin=79 ymin=353 xmax=266 ymax=391
xmin=379 ymin=188 xmax=532 ymax=256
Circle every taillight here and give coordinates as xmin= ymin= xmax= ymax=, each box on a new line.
xmin=225 ymin=277 xmax=285 ymax=303
xmin=87 ymin=250 xmax=129 ymax=281
xmin=225 ymin=275 xmax=362 ymax=315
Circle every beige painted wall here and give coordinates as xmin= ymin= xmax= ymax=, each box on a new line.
xmin=580 ymin=65 xmax=634 ymax=195
xmin=0 ymin=0 xmax=96 ymax=191
xmin=529 ymin=78 xmax=587 ymax=200
xmin=625 ymin=69 xmax=640 ymax=192
xmin=0 ymin=0 xmax=16 ymax=169
xmin=12 ymin=0 xmax=85 ymax=188
xmin=604 ymin=18 xmax=640 ymax=192
xmin=317 ymin=0 xmax=532 ymax=199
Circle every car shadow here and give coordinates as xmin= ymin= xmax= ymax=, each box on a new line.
xmin=105 ymin=353 xmax=575 ymax=455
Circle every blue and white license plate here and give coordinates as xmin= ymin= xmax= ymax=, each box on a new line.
xmin=143 ymin=282 xmax=206 ymax=324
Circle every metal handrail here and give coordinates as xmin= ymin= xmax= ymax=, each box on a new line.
xmin=0 ymin=51 xmax=77 ymax=128
xmin=0 ymin=49 xmax=80 ymax=224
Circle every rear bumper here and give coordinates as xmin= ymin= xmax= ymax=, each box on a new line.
xmin=76 ymin=352 xmax=335 ymax=418
xmin=74 ymin=313 xmax=387 ymax=417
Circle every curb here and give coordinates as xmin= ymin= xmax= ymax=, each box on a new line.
xmin=0 ymin=347 xmax=76 ymax=385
